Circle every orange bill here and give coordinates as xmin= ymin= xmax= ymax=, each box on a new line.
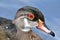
xmin=37 ymin=19 xmax=51 ymax=33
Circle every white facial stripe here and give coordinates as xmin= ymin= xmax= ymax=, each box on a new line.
xmin=42 ymin=25 xmax=51 ymax=33
xmin=24 ymin=18 xmax=30 ymax=27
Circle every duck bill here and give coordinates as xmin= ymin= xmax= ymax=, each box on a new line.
xmin=37 ymin=19 xmax=55 ymax=37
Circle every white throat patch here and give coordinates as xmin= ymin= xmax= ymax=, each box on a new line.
xmin=21 ymin=18 xmax=31 ymax=32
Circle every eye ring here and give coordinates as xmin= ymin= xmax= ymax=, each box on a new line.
xmin=27 ymin=13 xmax=35 ymax=20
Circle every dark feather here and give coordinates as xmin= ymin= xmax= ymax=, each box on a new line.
xmin=0 ymin=17 xmax=17 ymax=40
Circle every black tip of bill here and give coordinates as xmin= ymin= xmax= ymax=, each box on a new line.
xmin=49 ymin=31 xmax=55 ymax=37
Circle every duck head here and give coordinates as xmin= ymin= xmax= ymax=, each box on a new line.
xmin=13 ymin=6 xmax=55 ymax=37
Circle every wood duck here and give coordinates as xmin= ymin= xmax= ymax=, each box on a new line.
xmin=13 ymin=6 xmax=55 ymax=40
xmin=0 ymin=6 xmax=55 ymax=40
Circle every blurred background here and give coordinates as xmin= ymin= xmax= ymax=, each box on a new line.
xmin=0 ymin=0 xmax=60 ymax=40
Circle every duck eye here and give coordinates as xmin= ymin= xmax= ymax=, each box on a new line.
xmin=27 ymin=13 xmax=34 ymax=20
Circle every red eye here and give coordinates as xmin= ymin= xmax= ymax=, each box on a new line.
xmin=27 ymin=13 xmax=34 ymax=20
